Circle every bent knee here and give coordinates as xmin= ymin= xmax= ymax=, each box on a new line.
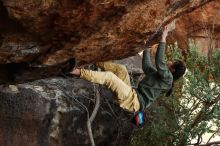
xmin=117 ymin=65 xmax=128 ymax=73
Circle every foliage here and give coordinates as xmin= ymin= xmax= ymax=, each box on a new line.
xmin=130 ymin=43 xmax=220 ymax=146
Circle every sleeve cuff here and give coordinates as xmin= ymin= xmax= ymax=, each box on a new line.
xmin=159 ymin=42 xmax=166 ymax=45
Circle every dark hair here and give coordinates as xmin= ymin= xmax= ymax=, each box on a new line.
xmin=166 ymin=60 xmax=186 ymax=97
xmin=171 ymin=60 xmax=186 ymax=81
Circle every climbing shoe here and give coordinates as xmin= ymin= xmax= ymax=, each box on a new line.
xmin=61 ymin=58 xmax=76 ymax=76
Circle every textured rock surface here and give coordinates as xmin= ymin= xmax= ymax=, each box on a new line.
xmin=0 ymin=76 xmax=135 ymax=146
xmin=169 ymin=1 xmax=220 ymax=55
xmin=0 ymin=55 xmax=143 ymax=146
xmin=0 ymin=0 xmax=219 ymax=83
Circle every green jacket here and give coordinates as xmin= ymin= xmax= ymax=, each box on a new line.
xmin=136 ymin=42 xmax=173 ymax=111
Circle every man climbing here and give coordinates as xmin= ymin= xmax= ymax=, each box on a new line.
xmin=70 ymin=25 xmax=186 ymax=126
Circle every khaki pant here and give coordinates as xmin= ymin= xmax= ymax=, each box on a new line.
xmin=80 ymin=61 xmax=140 ymax=112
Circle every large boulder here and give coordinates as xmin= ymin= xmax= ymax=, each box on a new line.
xmin=0 ymin=76 xmax=135 ymax=146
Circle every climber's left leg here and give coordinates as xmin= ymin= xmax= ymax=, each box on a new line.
xmin=96 ymin=61 xmax=131 ymax=86
xmin=77 ymin=68 xmax=140 ymax=112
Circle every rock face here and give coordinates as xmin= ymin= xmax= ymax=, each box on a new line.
xmin=169 ymin=1 xmax=220 ymax=55
xmin=0 ymin=0 xmax=218 ymax=83
xmin=0 ymin=77 xmax=134 ymax=146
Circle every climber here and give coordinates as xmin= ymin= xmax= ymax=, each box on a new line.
xmin=70 ymin=24 xmax=186 ymax=126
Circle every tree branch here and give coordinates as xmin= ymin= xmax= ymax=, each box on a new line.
xmin=197 ymin=141 xmax=220 ymax=146
xmin=87 ymin=87 xmax=101 ymax=146
xmin=207 ymin=127 xmax=220 ymax=144
xmin=89 ymin=89 xmax=101 ymax=122
xmin=190 ymin=95 xmax=220 ymax=129
xmin=55 ymin=83 xmax=100 ymax=146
